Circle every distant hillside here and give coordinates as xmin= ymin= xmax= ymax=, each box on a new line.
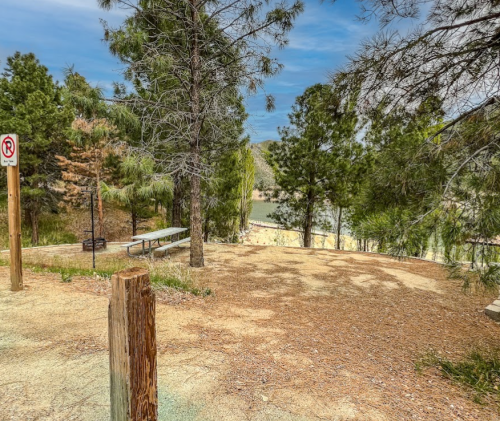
xmin=250 ymin=140 xmax=277 ymax=189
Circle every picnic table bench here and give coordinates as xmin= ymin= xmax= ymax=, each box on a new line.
xmin=122 ymin=227 xmax=189 ymax=256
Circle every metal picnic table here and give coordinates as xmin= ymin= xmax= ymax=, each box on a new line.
xmin=123 ymin=227 xmax=188 ymax=256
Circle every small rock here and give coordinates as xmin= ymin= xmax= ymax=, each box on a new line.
xmin=262 ymin=395 xmax=268 ymax=402
xmin=485 ymin=304 xmax=500 ymax=321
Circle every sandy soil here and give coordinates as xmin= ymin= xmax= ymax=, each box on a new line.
xmin=1 ymin=244 xmax=500 ymax=420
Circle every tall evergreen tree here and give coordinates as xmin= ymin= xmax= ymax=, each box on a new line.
xmin=0 ymin=52 xmax=72 ymax=245
xmin=99 ymin=0 xmax=303 ymax=266
xmin=267 ymin=84 xmax=364 ymax=248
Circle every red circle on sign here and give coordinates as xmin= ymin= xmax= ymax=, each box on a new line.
xmin=2 ymin=137 xmax=15 ymax=159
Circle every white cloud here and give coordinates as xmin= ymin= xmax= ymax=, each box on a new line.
xmin=288 ymin=33 xmax=354 ymax=53
xmin=4 ymin=0 xmax=126 ymax=16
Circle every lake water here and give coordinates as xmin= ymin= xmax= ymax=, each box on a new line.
xmin=250 ymin=200 xmax=351 ymax=235
xmin=250 ymin=201 xmax=279 ymax=223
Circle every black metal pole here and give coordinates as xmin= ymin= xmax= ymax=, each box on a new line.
xmin=90 ymin=192 xmax=95 ymax=269
xmin=83 ymin=189 xmax=96 ymax=269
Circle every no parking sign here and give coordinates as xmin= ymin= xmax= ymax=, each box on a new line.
xmin=1 ymin=134 xmax=18 ymax=166
xmin=1 ymin=133 xmax=22 ymax=291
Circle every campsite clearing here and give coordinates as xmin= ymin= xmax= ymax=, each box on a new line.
xmin=0 ymin=244 xmax=499 ymax=420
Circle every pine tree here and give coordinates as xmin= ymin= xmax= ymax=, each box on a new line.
xmin=62 ymin=70 xmax=120 ymax=238
xmin=99 ymin=0 xmax=303 ymax=266
xmin=102 ymin=156 xmax=172 ymax=236
xmin=348 ymin=100 xmax=446 ymax=257
xmin=0 ymin=52 xmax=73 ymax=245
xmin=267 ymin=84 xmax=363 ymax=248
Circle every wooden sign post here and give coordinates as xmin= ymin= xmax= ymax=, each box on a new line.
xmin=109 ymin=268 xmax=158 ymax=421
xmin=1 ymin=134 xmax=22 ymax=291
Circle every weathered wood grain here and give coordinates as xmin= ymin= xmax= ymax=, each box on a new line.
xmin=109 ymin=268 xmax=157 ymax=421
xmin=7 ymin=164 xmax=23 ymax=291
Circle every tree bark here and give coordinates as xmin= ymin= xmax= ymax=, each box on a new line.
xmin=172 ymin=175 xmax=182 ymax=241
xmin=204 ymin=214 xmax=210 ymax=243
xmin=303 ymin=189 xmax=314 ymax=248
xmin=31 ymin=207 xmax=39 ymax=246
xmin=336 ymin=207 xmax=343 ymax=250
xmin=109 ymin=268 xmax=158 ymax=421
xmin=190 ymin=147 xmax=204 ymax=267
xmin=131 ymin=206 xmax=138 ymax=237
xmin=240 ymin=190 xmax=247 ymax=232
xmin=24 ymin=208 xmax=32 ymax=233
xmin=189 ymin=0 xmax=204 ymax=267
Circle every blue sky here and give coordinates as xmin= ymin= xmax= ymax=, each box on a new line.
xmin=0 ymin=0 xmax=379 ymax=143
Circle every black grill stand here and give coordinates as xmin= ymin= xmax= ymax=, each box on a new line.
xmin=83 ymin=189 xmax=96 ymax=269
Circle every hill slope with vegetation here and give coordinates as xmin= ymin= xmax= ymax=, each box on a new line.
xmin=250 ymin=140 xmax=276 ymax=190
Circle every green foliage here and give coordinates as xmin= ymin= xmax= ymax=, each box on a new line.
xmin=203 ymin=142 xmax=255 ymax=242
xmin=355 ymin=208 xmax=434 ymax=257
xmin=203 ymin=150 xmax=242 ymax=241
xmin=267 ymin=83 xmax=366 ymax=247
xmin=100 ymin=0 xmax=303 ymax=266
xmin=22 ymin=217 xmax=78 ymax=248
xmin=348 ymin=100 xmax=446 ymax=257
xmin=0 ymin=52 xmax=73 ymax=245
xmin=0 ymin=196 xmax=77 ymax=249
xmin=60 ymin=271 xmax=73 ymax=283
xmin=102 ymin=155 xmax=172 ymax=235
xmin=348 ymin=98 xmax=500 ymax=286
xmin=417 ymin=350 xmax=500 ymax=405
xmin=240 ymin=146 xmax=255 ymax=231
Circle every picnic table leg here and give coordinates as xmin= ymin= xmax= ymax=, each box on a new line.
xmin=142 ymin=241 xmax=145 ymax=256
xmin=149 ymin=240 xmax=152 ymax=255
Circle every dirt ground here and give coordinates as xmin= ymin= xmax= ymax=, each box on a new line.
xmin=1 ymin=244 xmax=500 ymax=420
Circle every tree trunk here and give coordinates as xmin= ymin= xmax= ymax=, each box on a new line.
xmin=31 ymin=208 xmax=39 ymax=246
xmin=204 ymin=214 xmax=210 ymax=243
xmin=240 ymin=191 xmax=247 ymax=232
xmin=240 ymin=171 xmax=249 ymax=231
xmin=131 ymin=206 xmax=138 ymax=237
xmin=189 ymin=0 xmax=204 ymax=267
xmin=363 ymin=239 xmax=367 ymax=252
xmin=24 ymin=208 xmax=32 ymax=232
xmin=303 ymin=190 xmax=314 ymax=248
xmin=471 ymin=242 xmax=476 ymax=269
xmin=172 ymin=175 xmax=182 ymax=242
xmin=336 ymin=207 xmax=343 ymax=250
xmin=190 ymin=147 xmax=204 ymax=267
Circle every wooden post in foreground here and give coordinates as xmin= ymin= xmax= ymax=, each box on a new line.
xmin=7 ymin=162 xmax=22 ymax=291
xmin=109 ymin=268 xmax=158 ymax=421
